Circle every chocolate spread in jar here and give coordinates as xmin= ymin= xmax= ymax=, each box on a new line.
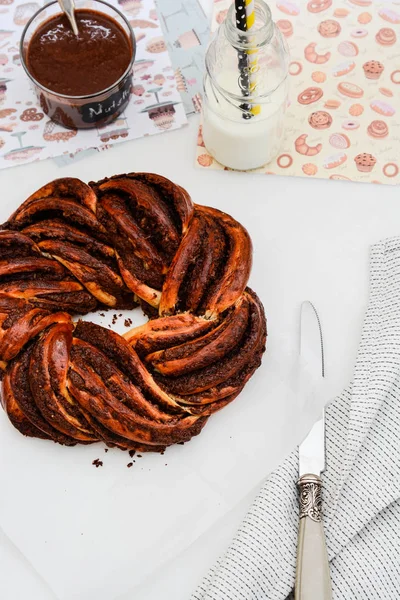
xmin=26 ymin=9 xmax=133 ymax=96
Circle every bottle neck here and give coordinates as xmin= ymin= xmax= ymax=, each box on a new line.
xmin=224 ymin=0 xmax=274 ymax=49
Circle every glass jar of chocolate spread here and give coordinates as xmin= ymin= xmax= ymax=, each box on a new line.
xmin=20 ymin=0 xmax=136 ymax=129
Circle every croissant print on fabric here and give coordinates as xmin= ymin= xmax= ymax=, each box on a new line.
xmin=0 ymin=173 xmax=267 ymax=452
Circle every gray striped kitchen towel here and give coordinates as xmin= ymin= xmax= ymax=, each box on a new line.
xmin=193 ymin=238 xmax=400 ymax=600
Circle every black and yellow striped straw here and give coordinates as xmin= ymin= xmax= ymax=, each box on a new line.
xmin=234 ymin=0 xmax=260 ymax=118
xmin=245 ymin=0 xmax=261 ymax=115
xmin=234 ymin=0 xmax=251 ymax=118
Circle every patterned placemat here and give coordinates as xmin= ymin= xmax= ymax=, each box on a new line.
xmin=196 ymin=0 xmax=400 ymax=185
xmin=156 ymin=0 xmax=209 ymax=115
xmin=0 ymin=0 xmax=187 ymax=169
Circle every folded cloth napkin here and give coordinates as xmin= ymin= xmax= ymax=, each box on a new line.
xmin=193 ymin=238 xmax=400 ymax=600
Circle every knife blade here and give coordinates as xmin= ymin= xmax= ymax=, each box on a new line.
xmin=299 ymin=300 xmax=325 ymax=478
xmin=295 ymin=301 xmax=332 ymax=600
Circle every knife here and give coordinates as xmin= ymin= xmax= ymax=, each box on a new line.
xmin=295 ymin=301 xmax=332 ymax=600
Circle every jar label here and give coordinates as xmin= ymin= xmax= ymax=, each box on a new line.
xmin=79 ymin=76 xmax=132 ymax=124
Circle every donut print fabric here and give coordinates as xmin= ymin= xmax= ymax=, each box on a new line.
xmin=197 ymin=0 xmax=400 ymax=185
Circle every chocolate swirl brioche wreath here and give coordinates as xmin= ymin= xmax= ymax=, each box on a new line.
xmin=0 ymin=174 xmax=266 ymax=452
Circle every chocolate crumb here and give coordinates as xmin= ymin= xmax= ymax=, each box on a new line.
xmin=92 ymin=458 xmax=103 ymax=468
xmin=127 ymin=462 xmax=133 ymax=468
xmin=104 ymin=448 xmax=109 ymax=453
xmin=129 ymin=450 xmax=136 ymax=457
xmin=100 ymin=313 xmax=105 ymax=317
xmin=177 ymin=442 xmax=185 ymax=445
xmin=124 ymin=318 xmax=133 ymax=327
xmin=137 ymin=454 xmax=142 ymax=458
xmin=118 ymin=313 xmax=122 ymax=317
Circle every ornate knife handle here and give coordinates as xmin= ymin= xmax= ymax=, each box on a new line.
xmin=295 ymin=474 xmax=332 ymax=600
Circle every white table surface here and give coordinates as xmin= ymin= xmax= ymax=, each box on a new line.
xmin=1 ymin=1 xmax=400 ymax=598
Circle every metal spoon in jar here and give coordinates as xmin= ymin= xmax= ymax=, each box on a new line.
xmin=58 ymin=0 xmax=79 ymax=36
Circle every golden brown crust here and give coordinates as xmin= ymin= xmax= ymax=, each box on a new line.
xmin=0 ymin=304 xmax=72 ymax=362
xmin=68 ymin=328 xmax=207 ymax=447
xmin=123 ymin=172 xmax=194 ymax=235
xmin=124 ymin=313 xmax=215 ymax=355
xmin=30 ymin=323 xmax=97 ymax=442
xmin=146 ymin=296 xmax=249 ymax=376
xmin=159 ymin=212 xmax=206 ymax=315
xmin=2 ymin=346 xmax=77 ymax=445
xmin=196 ymin=206 xmax=252 ymax=317
xmin=7 ymin=178 xmax=97 ymax=217
xmin=0 ymin=174 xmax=266 ymax=452
xmin=0 ymin=226 xmax=98 ymax=315
xmin=37 ymin=239 xmax=131 ymax=307
xmin=153 ymin=290 xmax=265 ymax=396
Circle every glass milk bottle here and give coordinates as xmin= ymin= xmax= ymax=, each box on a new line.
xmin=202 ymin=0 xmax=289 ymax=171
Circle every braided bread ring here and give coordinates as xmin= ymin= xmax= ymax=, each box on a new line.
xmin=0 ymin=173 xmax=267 ymax=452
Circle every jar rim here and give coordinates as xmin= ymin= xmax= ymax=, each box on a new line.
xmin=20 ymin=0 xmax=136 ymax=101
